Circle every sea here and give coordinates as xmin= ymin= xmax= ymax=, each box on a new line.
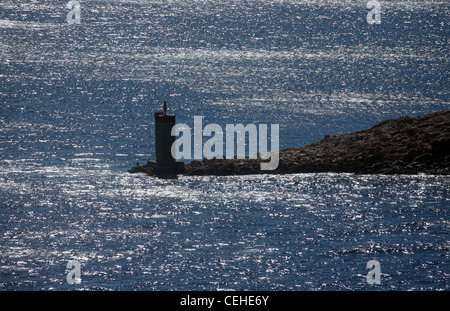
xmin=0 ymin=0 xmax=449 ymax=291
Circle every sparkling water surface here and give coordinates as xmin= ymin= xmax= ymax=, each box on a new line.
xmin=0 ymin=0 xmax=449 ymax=290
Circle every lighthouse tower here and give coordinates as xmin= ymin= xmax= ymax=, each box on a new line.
xmin=148 ymin=101 xmax=184 ymax=176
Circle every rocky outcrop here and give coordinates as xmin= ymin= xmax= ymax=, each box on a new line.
xmin=129 ymin=109 xmax=450 ymax=176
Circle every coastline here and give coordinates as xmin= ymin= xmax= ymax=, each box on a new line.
xmin=129 ymin=109 xmax=450 ymax=177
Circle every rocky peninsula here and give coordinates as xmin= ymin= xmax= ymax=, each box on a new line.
xmin=129 ymin=109 xmax=450 ymax=176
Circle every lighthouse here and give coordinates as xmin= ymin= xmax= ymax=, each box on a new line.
xmin=147 ymin=101 xmax=185 ymax=176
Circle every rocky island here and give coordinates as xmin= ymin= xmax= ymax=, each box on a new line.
xmin=129 ymin=109 xmax=450 ymax=177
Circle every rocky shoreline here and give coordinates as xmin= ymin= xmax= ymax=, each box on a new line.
xmin=129 ymin=109 xmax=450 ymax=177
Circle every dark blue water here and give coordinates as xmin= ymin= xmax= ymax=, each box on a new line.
xmin=0 ymin=0 xmax=449 ymax=290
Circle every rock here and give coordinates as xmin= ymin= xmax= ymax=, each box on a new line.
xmin=413 ymin=153 xmax=434 ymax=163
xmin=431 ymin=138 xmax=450 ymax=156
xmin=129 ymin=109 xmax=450 ymax=177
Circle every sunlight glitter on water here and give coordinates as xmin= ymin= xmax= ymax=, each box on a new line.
xmin=1 ymin=0 xmax=449 ymax=290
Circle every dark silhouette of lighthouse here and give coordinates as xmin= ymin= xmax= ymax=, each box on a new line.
xmin=148 ymin=101 xmax=184 ymax=176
